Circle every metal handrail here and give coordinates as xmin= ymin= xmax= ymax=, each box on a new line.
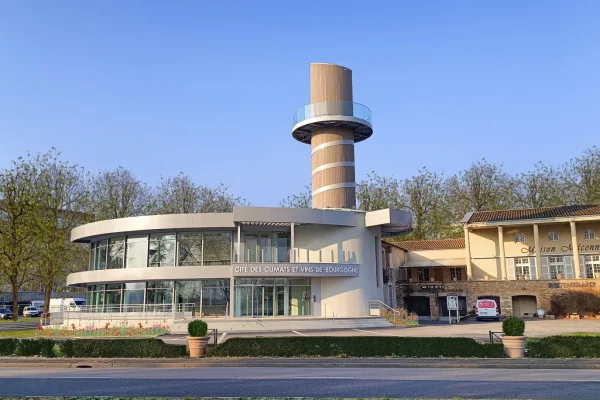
xmin=489 ymin=330 xmax=503 ymax=343
xmin=293 ymin=101 xmax=372 ymax=126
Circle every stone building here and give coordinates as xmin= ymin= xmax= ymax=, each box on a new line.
xmin=385 ymin=204 xmax=600 ymax=320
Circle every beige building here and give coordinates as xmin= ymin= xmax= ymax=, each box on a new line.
xmin=385 ymin=205 xmax=600 ymax=319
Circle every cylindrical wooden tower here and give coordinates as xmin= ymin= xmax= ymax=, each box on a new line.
xmin=292 ymin=63 xmax=373 ymax=209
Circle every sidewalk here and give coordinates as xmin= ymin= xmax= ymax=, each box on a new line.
xmin=1 ymin=357 xmax=599 ymax=369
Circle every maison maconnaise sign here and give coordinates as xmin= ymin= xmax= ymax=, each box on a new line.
xmin=521 ymin=244 xmax=600 ymax=255
xmin=233 ymin=263 xmax=359 ymax=277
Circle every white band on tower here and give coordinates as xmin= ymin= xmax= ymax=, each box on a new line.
xmin=312 ymin=182 xmax=357 ymax=197
xmin=310 ymin=140 xmax=354 ymax=155
xmin=311 ymin=161 xmax=355 ymax=175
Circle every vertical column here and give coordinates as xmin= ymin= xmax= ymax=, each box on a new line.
xmin=570 ymin=221 xmax=582 ymax=278
xmin=229 ymin=277 xmax=235 ymax=318
xmin=236 ymin=224 xmax=241 ymax=262
xmin=290 ymin=223 xmax=295 ymax=263
xmin=533 ymin=224 xmax=543 ymax=279
xmin=498 ymin=226 xmax=507 ymax=279
xmin=464 ymin=226 xmax=473 ymax=280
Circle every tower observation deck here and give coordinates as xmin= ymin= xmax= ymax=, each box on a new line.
xmin=292 ymin=63 xmax=373 ymax=210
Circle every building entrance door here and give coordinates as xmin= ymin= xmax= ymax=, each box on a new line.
xmin=251 ymin=286 xmax=274 ymax=317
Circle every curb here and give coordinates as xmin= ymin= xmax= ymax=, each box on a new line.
xmin=1 ymin=357 xmax=599 ymax=369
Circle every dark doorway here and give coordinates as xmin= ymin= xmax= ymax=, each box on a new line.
xmin=512 ymin=295 xmax=537 ymax=318
xmin=478 ymin=295 xmax=501 ymax=314
xmin=439 ymin=296 xmax=468 ymax=317
xmin=404 ymin=296 xmax=431 ymax=317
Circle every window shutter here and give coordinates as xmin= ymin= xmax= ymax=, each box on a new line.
xmin=542 ymin=257 xmax=550 ymax=280
xmin=565 ymin=256 xmax=575 ymax=279
xmin=506 ymin=258 xmax=515 ymax=280
xmin=529 ymin=257 xmax=537 ymax=280
xmin=581 ymin=256 xmax=587 ymax=278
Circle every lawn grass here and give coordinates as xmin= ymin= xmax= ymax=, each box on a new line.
xmin=0 ymin=329 xmax=36 ymax=338
xmin=0 ymin=319 xmax=26 ymax=324
xmin=561 ymin=332 xmax=600 ymax=337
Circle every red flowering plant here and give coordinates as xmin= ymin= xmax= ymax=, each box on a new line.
xmin=35 ymin=323 xmax=170 ymax=338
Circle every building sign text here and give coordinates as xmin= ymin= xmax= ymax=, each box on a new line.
xmin=233 ymin=263 xmax=359 ymax=277
xmin=522 ymin=244 xmax=600 ymax=254
xmin=548 ymin=282 xmax=597 ymax=289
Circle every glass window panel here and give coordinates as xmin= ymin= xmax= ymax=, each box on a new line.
xmin=177 ymin=233 xmax=203 ymax=266
xmin=146 ymin=288 xmax=172 ymax=305
xmin=123 ymin=290 xmax=144 ymax=306
xmin=104 ymin=290 xmax=121 ymax=307
xmin=149 ymin=234 xmax=176 ymax=267
xmin=203 ymin=232 xmax=232 ymax=265
xmin=108 ymin=237 xmax=125 ymax=269
xmin=123 ymin=282 xmax=145 ymax=291
xmin=126 ymin=235 xmax=148 ymax=269
xmin=95 ymin=240 xmax=107 ymax=270
xmin=89 ymin=243 xmax=96 ymax=271
xmin=147 ymin=281 xmax=173 ymax=289
xmin=105 ymin=283 xmax=122 ymax=290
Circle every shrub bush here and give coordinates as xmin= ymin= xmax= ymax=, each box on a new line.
xmin=16 ymin=339 xmax=55 ymax=357
xmin=527 ymin=336 xmax=600 ymax=358
xmin=0 ymin=339 xmax=18 ymax=356
xmin=187 ymin=320 xmax=208 ymax=337
xmin=59 ymin=338 xmax=186 ymax=358
xmin=550 ymin=292 xmax=600 ymax=317
xmin=502 ymin=317 xmax=525 ymax=336
xmin=208 ymin=337 xmax=504 ymax=358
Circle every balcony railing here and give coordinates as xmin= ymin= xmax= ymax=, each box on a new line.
xmin=293 ymin=101 xmax=372 ymax=127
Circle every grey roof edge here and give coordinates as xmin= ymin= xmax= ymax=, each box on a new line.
xmin=232 ymin=206 xmax=361 ymax=226
xmin=461 ymin=212 xmax=474 ymax=224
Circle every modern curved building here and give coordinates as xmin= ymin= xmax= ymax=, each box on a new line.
xmin=66 ymin=63 xmax=412 ymax=320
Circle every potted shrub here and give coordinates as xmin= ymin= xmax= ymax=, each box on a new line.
xmin=502 ymin=316 xmax=526 ymax=358
xmin=187 ymin=320 xmax=209 ymax=358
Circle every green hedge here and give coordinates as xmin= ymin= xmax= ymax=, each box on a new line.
xmin=208 ymin=337 xmax=504 ymax=358
xmin=59 ymin=339 xmax=187 ymax=358
xmin=0 ymin=338 xmax=186 ymax=358
xmin=0 ymin=339 xmax=55 ymax=357
xmin=527 ymin=336 xmax=600 ymax=358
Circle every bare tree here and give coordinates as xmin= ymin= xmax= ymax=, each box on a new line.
xmin=356 ymin=172 xmax=402 ymax=211
xmin=280 ymin=185 xmax=312 ymax=208
xmin=0 ymin=156 xmax=41 ymax=319
xmin=35 ymin=149 xmax=92 ymax=314
xmin=446 ymin=159 xmax=516 ymax=218
xmin=516 ymin=161 xmax=567 ymax=208
xmin=89 ymin=167 xmax=155 ymax=220
xmin=562 ymin=146 xmax=600 ymax=204
xmin=155 ymin=173 xmax=247 ymax=214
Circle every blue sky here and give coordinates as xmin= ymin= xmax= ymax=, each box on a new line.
xmin=1 ymin=1 xmax=598 ymax=206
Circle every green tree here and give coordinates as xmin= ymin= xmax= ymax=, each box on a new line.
xmin=516 ymin=161 xmax=567 ymax=208
xmin=356 ymin=172 xmax=402 ymax=211
xmin=35 ymin=149 xmax=92 ymax=314
xmin=280 ymin=185 xmax=312 ymax=208
xmin=89 ymin=167 xmax=155 ymax=220
xmin=446 ymin=159 xmax=516 ymax=219
xmin=562 ymin=146 xmax=600 ymax=204
xmin=0 ymin=156 xmax=41 ymax=319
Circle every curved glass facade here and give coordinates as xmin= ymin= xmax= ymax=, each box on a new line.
xmin=293 ymin=101 xmax=372 ymax=126
xmin=88 ymin=231 xmax=232 ymax=271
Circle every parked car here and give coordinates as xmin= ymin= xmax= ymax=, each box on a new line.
xmin=23 ymin=306 xmax=41 ymax=318
xmin=474 ymin=299 xmax=500 ymax=321
xmin=0 ymin=308 xmax=13 ymax=320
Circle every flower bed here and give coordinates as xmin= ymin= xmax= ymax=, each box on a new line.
xmin=380 ymin=308 xmax=419 ymax=326
xmin=35 ymin=322 xmax=170 ymax=338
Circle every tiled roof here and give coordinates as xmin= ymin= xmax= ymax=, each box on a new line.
xmin=387 ymin=238 xmax=465 ymax=251
xmin=466 ymin=204 xmax=600 ymax=224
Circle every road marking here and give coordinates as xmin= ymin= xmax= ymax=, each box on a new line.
xmin=294 ymin=376 xmax=356 ymax=380
xmin=292 ymin=330 xmax=307 ymax=336
xmin=218 ymin=332 xmax=227 ymax=344
xmin=353 ymin=329 xmax=397 ymax=336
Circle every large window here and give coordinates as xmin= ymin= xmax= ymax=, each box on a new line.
xmin=548 ymin=256 xmax=565 ymax=280
xmin=234 ymin=278 xmax=311 ymax=317
xmin=417 ymin=268 xmax=430 ymax=282
xmin=146 ymin=281 xmax=173 ymax=306
xmin=450 ymin=268 xmax=463 ymax=281
xmin=584 ymin=229 xmax=596 ymax=240
xmin=104 ymin=284 xmax=122 ymax=310
xmin=584 ymin=255 xmax=600 ymax=279
xmin=108 ymin=237 xmax=125 ymax=269
xmin=515 ymin=258 xmax=531 ymax=280
xmin=548 ymin=231 xmax=559 ymax=241
xmin=123 ymin=282 xmax=145 ymax=308
xmin=203 ymin=232 xmax=231 ymax=265
xmin=175 ymin=280 xmax=230 ymax=317
xmin=95 ymin=240 xmax=108 ymax=270
xmin=126 ymin=235 xmax=148 ymax=268
xmin=177 ymin=233 xmax=203 ymax=266
xmin=148 ymin=233 xmax=176 ymax=267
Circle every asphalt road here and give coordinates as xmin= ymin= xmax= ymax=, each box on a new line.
xmin=0 ymin=320 xmax=39 ymax=332
xmin=1 ymin=367 xmax=599 ymax=399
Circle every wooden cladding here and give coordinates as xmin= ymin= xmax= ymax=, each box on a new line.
xmin=311 ymin=145 xmax=355 ymax=170
xmin=310 ymin=64 xmax=353 ymax=103
xmin=313 ymin=187 xmax=356 ymax=210
xmin=312 ymin=166 xmax=356 ymax=189
xmin=311 ymin=128 xmax=354 ymax=148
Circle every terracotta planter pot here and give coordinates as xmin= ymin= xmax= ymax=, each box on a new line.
xmin=503 ymin=336 xmax=526 ymax=358
xmin=187 ymin=336 xmax=210 ymax=358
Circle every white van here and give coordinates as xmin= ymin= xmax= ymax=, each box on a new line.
xmin=475 ymin=299 xmax=500 ymax=321
xmin=30 ymin=300 xmax=45 ymax=309
xmin=49 ymin=298 xmax=86 ymax=312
